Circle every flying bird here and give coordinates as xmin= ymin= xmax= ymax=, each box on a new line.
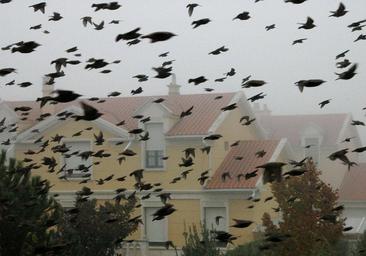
xmin=74 ymin=102 xmax=103 ymax=121
xmin=318 ymin=99 xmax=331 ymax=108
xmin=191 ymin=18 xmax=211 ymax=29
xmin=116 ymin=28 xmax=141 ymax=41
xmin=298 ymin=17 xmax=316 ymax=29
xmin=186 ymin=3 xmax=200 ymax=17
xmin=233 ymin=11 xmax=251 ymax=21
xmin=295 ymin=79 xmax=325 ymax=92
xmin=29 ymin=2 xmax=46 ymax=13
xmin=292 ymin=38 xmax=307 ymax=45
xmin=141 ymin=32 xmax=176 ymax=43
xmin=209 ymin=46 xmax=228 ymax=55
xmin=188 ymin=76 xmax=207 ymax=85
xmin=329 ymin=2 xmax=348 ymax=17
xmin=335 ymin=63 xmax=357 ymax=80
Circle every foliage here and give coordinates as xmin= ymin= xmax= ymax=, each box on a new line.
xmin=356 ymin=230 xmax=366 ymax=255
xmin=58 ymin=196 xmax=138 ymax=256
xmin=0 ymin=151 xmax=63 ymax=256
xmin=261 ymin=160 xmax=345 ymax=256
xmin=182 ymin=223 xmax=222 ymax=256
xmin=225 ymin=240 xmax=264 ymax=256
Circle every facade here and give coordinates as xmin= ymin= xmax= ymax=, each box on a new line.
xmin=254 ymin=103 xmax=362 ymax=189
xmin=1 ymin=81 xmax=291 ymax=255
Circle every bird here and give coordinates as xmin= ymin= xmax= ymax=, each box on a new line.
xmin=298 ymin=17 xmax=316 ymax=29
xmin=351 ymin=120 xmax=365 ymax=126
xmin=0 ymin=68 xmax=16 ymax=76
xmin=231 ymin=219 xmax=253 ymax=228
xmin=11 ymin=41 xmax=40 ymax=53
xmin=328 ymin=148 xmax=357 ymax=170
xmin=141 ymin=32 xmax=176 ymax=43
xmin=215 ymin=216 xmax=224 ymax=225
xmin=292 ymin=38 xmax=307 ymax=45
xmin=295 ymin=79 xmax=325 ymax=92
xmin=284 ymin=0 xmax=307 ymax=4
xmin=49 ymin=12 xmax=63 ymax=21
xmin=74 ymin=102 xmax=103 ymax=121
xmin=352 ymin=146 xmax=366 ymax=153
xmin=242 ymin=80 xmax=266 ymax=88
xmin=225 ymin=68 xmax=236 ymax=77
xmin=29 ymin=2 xmax=46 ymax=13
xmin=283 ymin=168 xmax=307 ymax=177
xmin=245 ymin=170 xmax=258 ymax=180
xmin=342 ymin=137 xmax=355 ymax=143
xmin=191 ymin=18 xmax=211 ymax=29
xmin=336 ymin=59 xmax=351 ymax=69
xmin=186 ymin=3 xmax=200 ymax=17
xmin=329 ymin=2 xmax=348 ymax=17
xmin=204 ymin=134 xmax=222 ymax=141
xmin=354 ymin=34 xmax=366 ymax=42
xmin=30 ymin=24 xmax=42 ymax=30
xmin=153 ymin=66 xmax=172 ymax=79
xmin=221 ymin=171 xmax=232 ymax=182
xmin=335 ymin=63 xmax=357 ymax=80
xmin=318 ymin=99 xmax=331 ymax=108
xmin=209 ymin=46 xmax=228 ymax=55
xmin=335 ymin=49 xmax=350 ymax=59
xmin=221 ymin=103 xmax=237 ymax=111
xmin=233 ymin=11 xmax=251 ymax=21
xmin=81 ymin=16 xmax=93 ymax=27
xmin=247 ymin=92 xmax=266 ymax=102
xmin=36 ymin=90 xmax=81 ymax=107
xmin=180 ymin=106 xmax=194 ymax=118
xmin=255 ymin=150 xmax=266 ymax=158
xmin=116 ymin=28 xmax=141 ymax=41
xmin=93 ymin=21 xmax=105 ymax=30
xmin=188 ymin=76 xmax=207 ymax=85
xmin=152 ymin=204 xmax=176 ymax=221
xmin=256 ymin=162 xmax=286 ymax=184
xmin=91 ymin=2 xmax=121 ymax=11
xmin=265 ymin=24 xmax=276 ymax=31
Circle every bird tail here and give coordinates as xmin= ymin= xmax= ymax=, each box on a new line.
xmin=298 ymin=84 xmax=304 ymax=93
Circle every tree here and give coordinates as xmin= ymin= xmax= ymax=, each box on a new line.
xmin=182 ymin=223 xmax=222 ymax=256
xmin=58 ymin=193 xmax=139 ymax=256
xmin=261 ymin=160 xmax=345 ymax=256
xmin=0 ymin=151 xmax=63 ymax=255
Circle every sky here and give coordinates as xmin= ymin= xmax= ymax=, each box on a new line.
xmin=0 ymin=0 xmax=365 ymax=141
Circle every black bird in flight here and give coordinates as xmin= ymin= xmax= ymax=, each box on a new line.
xmin=319 ymin=99 xmax=331 ymax=108
xmin=92 ymin=2 xmax=121 ymax=11
xmin=192 ymin=18 xmax=211 ymax=29
xmin=141 ymin=32 xmax=176 ymax=43
xmin=335 ymin=63 xmax=357 ymax=80
xmin=243 ymin=80 xmax=266 ymax=88
xmin=256 ymin=162 xmax=287 ymax=184
xmin=284 ymin=0 xmax=307 ymax=4
xmin=233 ymin=11 xmax=251 ymax=21
xmin=295 ymin=79 xmax=325 ymax=92
xmin=335 ymin=49 xmax=349 ymax=59
xmin=186 ymin=3 xmax=200 ymax=17
xmin=298 ymin=17 xmax=316 ymax=29
xmin=29 ymin=2 xmax=46 ymax=13
xmin=81 ymin=16 xmax=93 ymax=27
xmin=116 ymin=28 xmax=141 ymax=41
xmin=292 ymin=38 xmax=307 ymax=45
xmin=49 ymin=12 xmax=63 ymax=21
xmin=180 ymin=106 xmax=194 ymax=118
xmin=74 ymin=102 xmax=103 ymax=121
xmin=329 ymin=2 xmax=348 ymax=17
xmin=188 ymin=76 xmax=207 ymax=85
xmin=11 ymin=41 xmax=40 ymax=53
xmin=209 ymin=46 xmax=228 ymax=55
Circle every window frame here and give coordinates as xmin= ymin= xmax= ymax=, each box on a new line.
xmin=61 ymin=138 xmax=93 ymax=180
xmin=142 ymin=122 xmax=166 ymax=171
xmin=143 ymin=205 xmax=169 ymax=247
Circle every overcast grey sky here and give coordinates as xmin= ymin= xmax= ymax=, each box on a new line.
xmin=0 ymin=0 xmax=365 ymax=140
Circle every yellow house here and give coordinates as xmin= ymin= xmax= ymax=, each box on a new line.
xmin=2 ymin=80 xmax=292 ymax=255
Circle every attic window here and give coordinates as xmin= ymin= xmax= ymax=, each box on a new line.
xmin=63 ymin=140 xmax=92 ymax=179
xmin=144 ymin=123 xmax=165 ymax=169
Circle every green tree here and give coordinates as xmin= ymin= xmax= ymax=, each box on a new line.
xmin=182 ymin=223 xmax=222 ymax=256
xmin=58 ymin=195 xmax=138 ymax=256
xmin=0 ymin=151 xmax=63 ymax=255
xmin=261 ymin=160 xmax=345 ymax=256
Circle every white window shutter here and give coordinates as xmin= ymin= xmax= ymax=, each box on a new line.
xmin=145 ymin=207 xmax=167 ymax=242
xmin=204 ymin=207 xmax=227 ymax=232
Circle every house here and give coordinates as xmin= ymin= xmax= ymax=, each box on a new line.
xmin=254 ymin=103 xmax=362 ymax=189
xmin=2 ymin=78 xmax=291 ymax=255
xmin=339 ymin=164 xmax=366 ymax=239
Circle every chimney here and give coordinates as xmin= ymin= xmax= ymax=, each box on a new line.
xmin=41 ymin=76 xmax=55 ymax=115
xmin=167 ymin=74 xmax=181 ymax=96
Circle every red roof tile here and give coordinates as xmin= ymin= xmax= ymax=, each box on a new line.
xmin=6 ymin=92 xmax=235 ymax=136
xmin=206 ymin=140 xmax=281 ymax=189
xmin=339 ymin=164 xmax=366 ymax=201
xmin=259 ymin=114 xmax=348 ymax=146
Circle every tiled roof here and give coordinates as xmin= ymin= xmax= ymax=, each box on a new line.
xmin=339 ymin=164 xmax=366 ymax=201
xmin=6 ymin=92 xmax=236 ymax=136
xmin=259 ymin=114 xmax=348 ymax=146
xmin=206 ymin=140 xmax=281 ymax=189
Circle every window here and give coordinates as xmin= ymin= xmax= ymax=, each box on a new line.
xmin=304 ymin=137 xmax=320 ymax=163
xmin=144 ymin=123 xmax=164 ymax=169
xmin=204 ymin=207 xmax=227 ymax=247
xmin=63 ymin=141 xmax=92 ymax=179
xmin=204 ymin=207 xmax=227 ymax=232
xmin=144 ymin=207 xmax=167 ymax=246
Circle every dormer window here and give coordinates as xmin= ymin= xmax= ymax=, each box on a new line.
xmin=63 ymin=140 xmax=92 ymax=179
xmin=144 ymin=123 xmax=165 ymax=169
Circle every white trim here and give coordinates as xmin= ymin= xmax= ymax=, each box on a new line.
xmin=15 ymin=105 xmax=129 ymax=143
xmin=336 ymin=113 xmax=352 ymax=144
xmin=133 ymin=98 xmax=175 ymax=117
